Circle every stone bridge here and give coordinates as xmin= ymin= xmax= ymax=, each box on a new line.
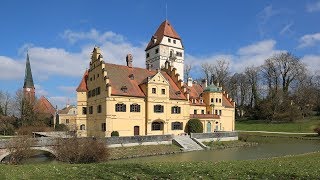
xmin=0 ymin=137 xmax=57 ymax=162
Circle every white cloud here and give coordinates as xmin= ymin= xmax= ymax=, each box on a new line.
xmin=237 ymin=40 xmax=276 ymax=55
xmin=186 ymin=39 xmax=285 ymax=78
xmin=298 ymin=32 xmax=320 ymax=48
xmin=34 ymin=84 xmax=49 ymax=97
xmin=58 ymin=86 xmax=77 ymax=93
xmin=301 ymin=55 xmax=320 ymax=73
xmin=279 ymin=22 xmax=294 ymax=35
xmin=0 ymin=29 xmax=146 ymax=81
xmin=257 ymin=5 xmax=280 ymax=24
xmin=62 ymin=29 xmax=125 ymax=44
xmin=48 ymin=96 xmax=76 ymax=110
xmin=306 ymin=1 xmax=320 ymax=12
xmin=0 ymin=56 xmax=24 ymax=80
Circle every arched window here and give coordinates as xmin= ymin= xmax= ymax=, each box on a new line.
xmin=151 ymin=121 xmax=164 ymax=131
xmin=80 ymin=124 xmax=86 ymax=130
xmin=115 ymin=103 xmax=126 ymax=112
xmin=171 ymin=122 xmax=183 ymax=130
xmin=154 ymin=105 xmax=164 ymax=113
xmin=171 ymin=106 xmax=181 ymax=114
xmin=170 ymin=50 xmax=174 ymax=57
xmin=130 ymin=104 xmax=141 ymax=112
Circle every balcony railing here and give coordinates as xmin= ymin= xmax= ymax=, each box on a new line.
xmin=190 ymin=114 xmax=220 ymax=119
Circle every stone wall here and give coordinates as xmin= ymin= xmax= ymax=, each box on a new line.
xmin=190 ymin=131 xmax=238 ymax=142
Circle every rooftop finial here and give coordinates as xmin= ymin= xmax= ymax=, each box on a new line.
xmin=165 ymin=2 xmax=168 ymax=20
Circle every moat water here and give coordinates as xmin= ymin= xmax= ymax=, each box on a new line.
xmin=15 ymin=137 xmax=320 ymax=164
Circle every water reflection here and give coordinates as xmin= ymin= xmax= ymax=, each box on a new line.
xmin=115 ymin=138 xmax=320 ymax=163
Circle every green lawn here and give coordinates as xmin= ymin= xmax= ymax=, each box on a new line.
xmin=0 ymin=152 xmax=319 ymax=179
xmin=0 ymin=136 xmax=13 ymax=139
xmin=236 ymin=116 xmax=320 ymax=133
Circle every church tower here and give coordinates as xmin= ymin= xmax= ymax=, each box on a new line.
xmin=23 ymin=53 xmax=35 ymax=102
xmin=145 ymin=20 xmax=185 ymax=81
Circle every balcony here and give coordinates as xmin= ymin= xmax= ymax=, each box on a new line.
xmin=190 ymin=114 xmax=220 ymax=119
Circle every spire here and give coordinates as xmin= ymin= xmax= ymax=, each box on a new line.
xmin=23 ymin=53 xmax=34 ymax=88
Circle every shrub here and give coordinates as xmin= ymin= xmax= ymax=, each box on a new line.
xmin=314 ymin=127 xmax=320 ymax=136
xmin=17 ymin=126 xmax=53 ymax=136
xmin=55 ymin=124 xmax=69 ymax=131
xmin=5 ymin=136 xmax=35 ymax=164
xmin=239 ymin=134 xmax=249 ymax=142
xmin=53 ymin=137 xmax=109 ymax=163
xmin=185 ymin=119 xmax=203 ymax=134
xmin=111 ymin=131 xmax=119 ymax=137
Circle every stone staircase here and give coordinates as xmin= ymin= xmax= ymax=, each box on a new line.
xmin=173 ymin=135 xmax=203 ymax=151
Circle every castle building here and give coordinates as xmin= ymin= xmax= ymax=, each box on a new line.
xmin=75 ymin=20 xmax=235 ymax=137
xmin=57 ymin=105 xmax=77 ymax=130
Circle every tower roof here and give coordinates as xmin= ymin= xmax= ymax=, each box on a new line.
xmin=76 ymin=70 xmax=88 ymax=92
xmin=23 ymin=53 xmax=34 ymax=88
xmin=145 ymin=20 xmax=182 ymax=51
xmin=203 ymin=84 xmax=222 ymax=93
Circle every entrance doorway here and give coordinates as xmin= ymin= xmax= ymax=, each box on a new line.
xmin=134 ymin=126 xmax=140 ymax=136
xmin=207 ymin=122 xmax=211 ymax=133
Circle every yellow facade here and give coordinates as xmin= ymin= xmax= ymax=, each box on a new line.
xmin=75 ymin=20 xmax=235 ymax=137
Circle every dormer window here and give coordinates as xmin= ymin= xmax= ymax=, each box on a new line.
xmin=121 ymin=86 xmax=128 ymax=93
xmin=129 ymin=74 xmax=134 ymax=80
xmin=176 ymin=91 xmax=181 ymax=95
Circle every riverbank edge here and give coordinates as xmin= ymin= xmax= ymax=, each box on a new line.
xmin=239 ymin=132 xmax=320 ymax=140
xmin=108 ymin=140 xmax=258 ymax=161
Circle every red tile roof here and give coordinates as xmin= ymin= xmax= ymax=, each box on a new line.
xmin=187 ymin=83 xmax=204 ymax=98
xmin=34 ymin=96 xmax=56 ymax=116
xmin=222 ymin=94 xmax=234 ymax=108
xmin=76 ymin=70 xmax=88 ymax=92
xmin=104 ymin=63 xmax=186 ymax=100
xmin=146 ymin=20 xmax=182 ymax=51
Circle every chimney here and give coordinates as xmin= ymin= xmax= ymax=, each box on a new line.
xmin=187 ymin=77 xmax=193 ymax=87
xmin=126 ymin=54 xmax=133 ymax=68
xmin=201 ymin=79 xmax=207 ymax=88
xmin=147 ymin=63 xmax=152 ymax=71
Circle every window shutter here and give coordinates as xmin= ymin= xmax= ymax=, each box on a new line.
xmin=180 ymin=122 xmax=183 ymax=130
xmin=171 ymin=122 xmax=174 ymax=130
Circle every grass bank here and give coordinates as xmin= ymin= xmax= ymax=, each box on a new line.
xmin=236 ymin=116 xmax=320 ymax=133
xmin=1 ymin=152 xmax=319 ymax=179
xmin=109 ymin=144 xmax=181 ymax=160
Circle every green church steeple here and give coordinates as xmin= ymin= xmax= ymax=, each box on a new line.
xmin=23 ymin=53 xmax=34 ymax=88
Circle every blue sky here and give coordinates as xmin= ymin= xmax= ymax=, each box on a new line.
xmin=0 ymin=0 xmax=319 ymax=109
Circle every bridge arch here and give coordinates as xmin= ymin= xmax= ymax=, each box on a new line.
xmin=0 ymin=147 xmax=56 ymax=162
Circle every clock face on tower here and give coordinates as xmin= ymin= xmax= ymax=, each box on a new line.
xmin=26 ymin=88 xmax=30 ymax=92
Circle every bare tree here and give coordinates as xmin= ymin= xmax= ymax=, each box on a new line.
xmin=0 ymin=91 xmax=12 ymax=116
xmin=184 ymin=63 xmax=192 ymax=82
xmin=245 ymin=66 xmax=260 ymax=108
xmin=212 ymin=59 xmax=230 ymax=87
xmin=273 ymin=52 xmax=306 ymax=95
xmin=201 ymin=62 xmax=214 ymax=85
